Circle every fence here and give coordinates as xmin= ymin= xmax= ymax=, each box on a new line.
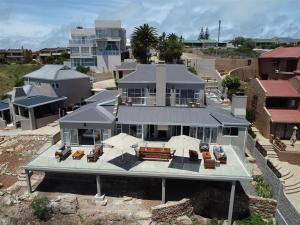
xmin=246 ymin=134 xmax=300 ymax=225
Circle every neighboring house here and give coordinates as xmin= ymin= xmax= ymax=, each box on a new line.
xmin=0 ymin=99 xmax=11 ymax=128
xmin=60 ymin=64 xmax=249 ymax=159
xmin=113 ymin=61 xmax=137 ymax=80
xmin=69 ymin=20 xmax=126 ymax=73
xmin=0 ymin=49 xmax=7 ymax=63
xmin=183 ymin=39 xmax=219 ymax=48
xmin=4 ymin=65 xmax=91 ymax=130
xmin=258 ymin=47 xmax=300 ymax=80
xmin=38 ymin=47 xmax=70 ymax=63
xmin=6 ymin=48 xmax=31 ymax=63
xmin=247 ymin=77 xmax=300 ymax=140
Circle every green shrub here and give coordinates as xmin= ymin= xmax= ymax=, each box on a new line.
xmin=236 ymin=214 xmax=274 ymax=225
xmin=246 ymin=108 xmax=256 ymax=123
xmin=208 ymin=218 xmax=224 ymax=225
xmin=188 ymin=66 xmax=197 ymax=75
xmin=254 ymin=176 xmax=273 ymax=198
xmin=29 ymin=197 xmax=51 ymax=220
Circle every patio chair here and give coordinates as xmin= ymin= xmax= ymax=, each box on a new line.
xmin=55 ymin=145 xmax=71 ymax=162
xmin=87 ymin=145 xmax=103 ymax=162
xmin=213 ymin=145 xmax=227 ymax=164
xmin=200 ymin=143 xmax=210 ymax=152
xmin=189 ymin=150 xmax=198 ymax=161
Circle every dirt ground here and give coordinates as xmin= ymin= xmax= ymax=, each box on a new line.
xmin=0 ymin=135 xmax=48 ymax=188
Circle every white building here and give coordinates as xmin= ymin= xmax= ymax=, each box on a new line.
xmin=69 ymin=20 xmax=126 ymax=73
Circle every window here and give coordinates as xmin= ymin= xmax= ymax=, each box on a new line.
xmin=70 ymin=47 xmax=79 ymax=54
xmin=52 ymin=83 xmax=59 ymax=89
xmin=101 ymin=129 xmax=109 ymax=141
xmin=116 ymin=124 xmax=122 ymax=134
xmin=127 ymin=88 xmax=145 ymax=105
xmin=149 ymin=88 xmax=156 ymax=96
xmin=175 ymin=89 xmax=195 ymax=105
xmin=81 ymin=47 xmax=89 ymax=54
xmin=223 ymin=127 xmax=239 ymax=136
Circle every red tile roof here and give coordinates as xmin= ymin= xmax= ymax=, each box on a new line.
xmin=259 ymin=80 xmax=300 ymax=97
xmin=259 ymin=47 xmax=300 ymax=59
xmin=268 ymin=109 xmax=300 ymax=123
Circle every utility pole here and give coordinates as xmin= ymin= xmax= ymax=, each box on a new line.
xmin=217 ymin=20 xmax=221 ymax=44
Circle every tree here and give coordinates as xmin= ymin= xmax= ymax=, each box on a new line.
xmin=157 ymin=33 xmax=184 ymax=63
xmin=131 ymin=24 xmax=158 ymax=64
xmin=204 ymin=27 xmax=210 ymax=40
xmin=76 ymin=65 xmax=90 ymax=74
xmin=232 ymin=36 xmax=245 ymax=47
xmin=243 ymin=38 xmax=255 ymax=49
xmin=222 ymin=74 xmax=241 ymax=90
xmin=198 ymin=27 xmax=204 ymax=40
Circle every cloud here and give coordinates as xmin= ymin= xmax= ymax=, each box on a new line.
xmin=0 ymin=0 xmax=299 ymax=50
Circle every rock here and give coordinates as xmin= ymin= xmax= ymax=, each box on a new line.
xmin=138 ymin=219 xmax=152 ymax=225
xmin=5 ymin=148 xmax=14 ymax=153
xmin=99 ymin=199 xmax=108 ymax=206
xmin=135 ymin=211 xmax=152 ymax=220
xmin=58 ymin=196 xmax=78 ymax=214
xmin=0 ymin=182 xmax=3 ymax=188
xmin=0 ymin=191 xmax=4 ymax=196
xmin=2 ymin=196 xmax=13 ymax=205
xmin=176 ymin=216 xmax=193 ymax=225
xmin=123 ymin=196 xmax=133 ymax=201
xmin=49 ymin=201 xmax=60 ymax=213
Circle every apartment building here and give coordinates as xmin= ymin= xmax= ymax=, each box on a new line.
xmin=247 ymin=77 xmax=300 ymax=140
xmin=2 ymin=65 xmax=91 ymax=130
xmin=259 ymin=47 xmax=300 ymax=80
xmin=60 ymin=64 xmax=249 ymax=158
xmin=69 ymin=20 xmax=126 ymax=73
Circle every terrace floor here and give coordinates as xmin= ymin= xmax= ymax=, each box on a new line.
xmin=24 ymin=142 xmax=251 ymax=182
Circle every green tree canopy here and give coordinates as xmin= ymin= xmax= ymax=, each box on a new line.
xmin=76 ymin=65 xmax=90 ymax=74
xmin=222 ymin=74 xmax=241 ymax=90
xmin=131 ymin=24 xmax=158 ymax=64
xmin=157 ymin=33 xmax=184 ymax=63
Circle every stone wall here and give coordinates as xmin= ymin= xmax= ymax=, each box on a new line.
xmin=151 ymin=198 xmax=193 ymax=222
xmin=248 ymin=195 xmax=277 ymax=218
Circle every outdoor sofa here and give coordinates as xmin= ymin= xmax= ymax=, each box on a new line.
xmin=55 ymin=145 xmax=72 ymax=162
xmin=87 ymin=145 xmax=103 ymax=162
xmin=136 ymin=146 xmax=175 ymax=161
xmin=213 ymin=145 xmax=227 ymax=164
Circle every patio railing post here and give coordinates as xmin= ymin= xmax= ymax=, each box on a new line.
xmin=228 ymin=181 xmax=236 ymax=225
xmin=25 ymin=169 xmax=32 ymax=193
xmin=162 ymin=178 xmax=166 ymax=204
xmin=96 ymin=175 xmax=101 ymax=197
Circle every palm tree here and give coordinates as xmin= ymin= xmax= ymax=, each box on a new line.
xmin=131 ymin=24 xmax=158 ymax=64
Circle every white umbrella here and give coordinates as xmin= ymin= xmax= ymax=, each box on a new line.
xmin=103 ymin=133 xmax=141 ymax=160
xmin=165 ymin=135 xmax=200 ymax=160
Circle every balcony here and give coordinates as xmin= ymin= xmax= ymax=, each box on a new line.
xmin=97 ymin=50 xmax=120 ymax=55
xmin=120 ymin=96 xmax=204 ymax=107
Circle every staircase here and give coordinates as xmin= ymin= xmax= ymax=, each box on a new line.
xmin=261 ymin=144 xmax=279 ymax=159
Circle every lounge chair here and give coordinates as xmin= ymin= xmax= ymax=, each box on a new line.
xmin=213 ymin=145 xmax=227 ymax=164
xmin=55 ymin=145 xmax=71 ymax=162
xmin=87 ymin=145 xmax=103 ymax=162
xmin=200 ymin=143 xmax=210 ymax=152
xmin=189 ymin=150 xmax=198 ymax=161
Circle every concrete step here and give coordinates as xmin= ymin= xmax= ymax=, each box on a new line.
xmin=284 ymin=179 xmax=300 ymax=188
xmin=279 ymin=168 xmax=292 ymax=177
xmin=283 ymin=172 xmax=294 ymax=180
xmin=285 ymin=188 xmax=300 ymax=195
xmin=285 ymin=183 xmax=300 ymax=192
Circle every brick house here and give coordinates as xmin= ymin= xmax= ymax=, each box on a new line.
xmin=259 ymin=47 xmax=300 ymax=80
xmin=247 ymin=77 xmax=300 ymax=140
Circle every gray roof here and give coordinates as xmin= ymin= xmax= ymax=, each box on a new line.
xmin=13 ymin=96 xmax=66 ymax=108
xmin=0 ymin=100 xmax=9 ymax=111
xmin=117 ymin=64 xmax=204 ymax=84
xmin=115 ymin=62 xmax=137 ymax=71
xmin=207 ymin=106 xmax=249 ymax=126
xmin=117 ymin=106 xmax=220 ymax=127
xmin=23 ymin=65 xmax=89 ymax=81
xmin=85 ymin=90 xmax=119 ymax=104
xmin=22 ymin=84 xmax=57 ymax=98
xmin=60 ymin=102 xmax=115 ymax=124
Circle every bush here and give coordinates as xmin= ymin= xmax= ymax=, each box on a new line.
xmin=76 ymin=65 xmax=90 ymax=74
xmin=208 ymin=218 xmax=224 ymax=225
xmin=222 ymin=74 xmax=241 ymax=90
xmin=30 ymin=197 xmax=51 ymax=220
xmin=253 ymin=176 xmax=273 ymax=198
xmin=236 ymin=213 xmax=274 ymax=225
xmin=188 ymin=66 xmax=197 ymax=75
xmin=246 ymin=108 xmax=256 ymax=123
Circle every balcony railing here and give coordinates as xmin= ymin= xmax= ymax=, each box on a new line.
xmin=97 ymin=50 xmax=120 ymax=55
xmin=120 ymin=96 xmax=204 ymax=107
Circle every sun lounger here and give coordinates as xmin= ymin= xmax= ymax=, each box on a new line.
xmin=213 ymin=145 xmax=227 ymax=164
xmin=55 ymin=145 xmax=71 ymax=162
xmin=87 ymin=145 xmax=103 ymax=162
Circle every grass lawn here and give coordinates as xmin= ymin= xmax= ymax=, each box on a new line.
xmin=0 ymin=63 xmax=41 ymax=98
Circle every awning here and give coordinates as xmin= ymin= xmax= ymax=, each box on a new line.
xmin=13 ymin=96 xmax=67 ymax=108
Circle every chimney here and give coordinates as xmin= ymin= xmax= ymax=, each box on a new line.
xmin=231 ymin=94 xmax=247 ymax=118
xmin=155 ymin=65 xmax=166 ymax=106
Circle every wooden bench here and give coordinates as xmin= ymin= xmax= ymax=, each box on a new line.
xmin=204 ymin=159 xmax=216 ymax=169
xmin=137 ymin=147 xmax=175 ymax=161
xmin=87 ymin=145 xmax=103 ymax=162
xmin=55 ymin=145 xmax=71 ymax=162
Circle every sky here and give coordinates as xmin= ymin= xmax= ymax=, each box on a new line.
xmin=0 ymin=0 xmax=300 ymax=50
